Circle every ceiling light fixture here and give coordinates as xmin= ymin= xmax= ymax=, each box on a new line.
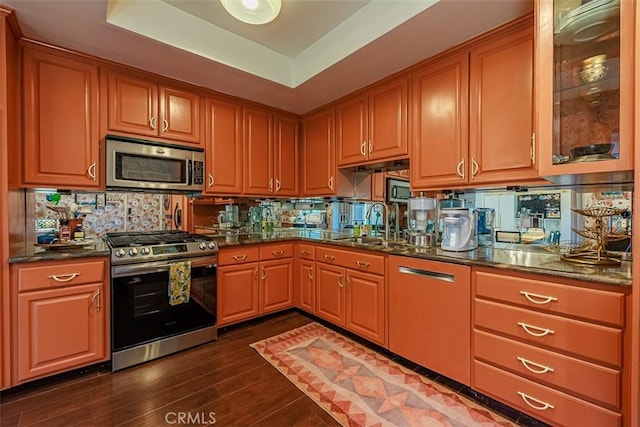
xmin=220 ymin=0 xmax=282 ymax=25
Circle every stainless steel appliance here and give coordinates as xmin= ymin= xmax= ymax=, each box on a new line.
xmin=386 ymin=177 xmax=411 ymax=203
xmin=105 ymin=230 xmax=218 ymax=371
xmin=440 ymin=208 xmax=478 ymax=251
xmin=106 ymin=135 xmax=205 ymax=193
xmin=476 ymin=207 xmax=495 ymax=247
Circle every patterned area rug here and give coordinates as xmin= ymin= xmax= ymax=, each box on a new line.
xmin=250 ymin=322 xmax=515 ymax=427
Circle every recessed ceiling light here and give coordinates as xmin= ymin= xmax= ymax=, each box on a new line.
xmin=220 ymin=0 xmax=282 ymax=25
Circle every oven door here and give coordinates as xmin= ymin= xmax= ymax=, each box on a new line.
xmin=111 ymin=256 xmax=216 ymax=352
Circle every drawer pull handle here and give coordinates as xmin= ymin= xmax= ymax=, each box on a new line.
xmin=301 ymin=250 xmax=310 ymax=256
xmin=324 ymin=255 xmax=335 ymax=261
xmin=48 ymin=273 xmax=80 ymax=282
xmin=232 ymin=255 xmax=247 ymax=261
xmin=517 ymin=322 xmax=555 ymax=337
xmin=272 ymin=250 xmax=284 ymax=257
xmin=92 ymin=289 xmax=101 ymax=312
xmin=517 ymin=391 xmax=555 ymax=411
xmin=520 ymin=291 xmax=558 ymax=305
xmin=517 ymin=357 xmax=554 ymax=374
xmin=398 ymin=266 xmax=455 ymax=283
xmin=355 ymin=261 xmax=370 ymax=268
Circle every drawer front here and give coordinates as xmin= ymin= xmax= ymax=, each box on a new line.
xmin=474 ymin=299 xmax=622 ymax=367
xmin=296 ymin=243 xmax=315 ymax=261
xmin=259 ymin=243 xmax=293 ymax=260
xmin=474 ymin=330 xmax=620 ymax=408
xmin=474 ymin=270 xmax=625 ymax=326
xmin=16 ymin=259 xmax=106 ymax=292
xmin=316 ymin=246 xmax=384 ymax=275
xmin=473 ymin=360 xmax=621 ymax=427
xmin=218 ymin=246 xmax=260 ymax=265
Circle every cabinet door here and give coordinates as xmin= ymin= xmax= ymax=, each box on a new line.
xmin=17 ymin=283 xmax=105 ymax=383
xmin=23 ymin=48 xmax=100 ymax=188
xmin=411 ymin=53 xmax=469 ymax=189
xmin=469 ymin=26 xmax=536 ymax=184
xmin=217 ymin=263 xmax=260 ymax=326
xmin=204 ymin=97 xmax=243 ymax=194
xmin=315 ymin=263 xmax=344 ymax=325
xmin=243 ymin=107 xmax=273 ymax=195
xmin=301 ymin=108 xmax=336 ymax=196
xmin=368 ymin=78 xmax=408 ymax=161
xmin=345 ymin=269 xmax=385 ymax=346
xmin=297 ymin=259 xmax=315 ymax=313
xmin=274 ymin=114 xmax=299 ymax=196
xmin=159 ymin=85 xmax=201 ymax=144
xmin=388 ymin=256 xmax=471 ymax=385
xmin=371 ymin=172 xmax=386 ymax=202
xmin=260 ymin=259 xmax=293 ymax=314
xmin=336 ymin=93 xmax=368 ymax=166
xmin=107 ymin=71 xmax=158 ymax=138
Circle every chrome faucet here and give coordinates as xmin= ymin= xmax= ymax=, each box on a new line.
xmin=391 ymin=202 xmax=400 ymax=240
xmin=365 ymin=202 xmax=390 ymax=240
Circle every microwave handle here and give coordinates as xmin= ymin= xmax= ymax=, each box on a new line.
xmin=392 ymin=186 xmax=398 ymax=199
xmin=187 ymin=160 xmax=192 ymax=185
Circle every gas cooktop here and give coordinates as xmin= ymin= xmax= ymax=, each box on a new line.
xmin=105 ymin=231 xmax=218 ymax=264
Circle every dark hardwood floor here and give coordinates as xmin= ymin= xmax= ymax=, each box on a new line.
xmin=1 ymin=310 xmax=545 ymax=427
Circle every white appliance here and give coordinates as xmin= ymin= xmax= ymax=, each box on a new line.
xmin=440 ymin=208 xmax=477 ymax=251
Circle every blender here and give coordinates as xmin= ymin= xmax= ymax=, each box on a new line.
xmin=406 ymin=195 xmax=437 ymax=246
xmin=440 ymin=207 xmax=477 ymax=251
xmin=476 ymin=207 xmax=495 ymax=246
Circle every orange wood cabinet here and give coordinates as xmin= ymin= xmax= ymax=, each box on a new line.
xmin=411 ymin=18 xmax=536 ymax=190
xmin=217 ymin=243 xmax=294 ymax=326
xmin=301 ymin=107 xmax=336 ymax=196
xmin=10 ymin=258 xmax=109 ymax=385
xmin=472 ymin=267 xmax=628 ymax=426
xmin=371 ymin=172 xmax=386 ymax=202
xmin=294 ymin=243 xmax=316 ymax=313
xmin=22 ymin=45 xmax=100 ymax=189
xmin=388 ymin=256 xmax=471 ymax=385
xmin=243 ymin=107 xmax=299 ymax=197
xmin=204 ymin=97 xmax=243 ymax=195
xmin=314 ymin=246 xmax=386 ymax=346
xmin=336 ymin=77 xmax=408 ymax=167
xmin=107 ymin=70 xmax=202 ymax=145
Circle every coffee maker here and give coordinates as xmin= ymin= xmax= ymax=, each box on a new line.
xmin=407 ymin=195 xmax=437 ymax=246
xmin=476 ymin=207 xmax=495 ymax=246
xmin=440 ymin=207 xmax=478 ymax=251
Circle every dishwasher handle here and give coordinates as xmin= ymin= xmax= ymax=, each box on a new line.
xmin=398 ymin=266 xmax=455 ymax=283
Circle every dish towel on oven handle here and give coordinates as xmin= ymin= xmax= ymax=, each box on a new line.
xmin=169 ymin=261 xmax=191 ymax=306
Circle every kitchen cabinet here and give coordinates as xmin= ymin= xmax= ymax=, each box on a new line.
xmin=315 ymin=246 xmax=386 ymax=346
xmin=371 ymin=172 xmax=386 ymax=202
xmin=472 ymin=267 xmax=627 ymax=426
xmin=295 ymin=243 xmax=316 ymax=313
xmin=243 ymin=107 xmax=299 ymax=196
xmin=204 ymin=97 xmax=243 ymax=195
xmin=22 ymin=45 xmax=100 ymax=189
xmin=107 ymin=70 xmax=202 ymax=145
xmin=536 ymin=0 xmax=634 ymax=184
xmin=388 ymin=256 xmax=471 ymax=385
xmin=11 ymin=258 xmax=108 ymax=385
xmin=301 ymin=107 xmax=336 ymax=196
xmin=259 ymin=243 xmax=294 ymax=313
xmin=336 ymin=78 xmax=408 ymax=167
xmin=411 ymin=17 xmax=537 ymax=190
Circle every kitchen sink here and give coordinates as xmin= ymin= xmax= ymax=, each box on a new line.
xmin=335 ymin=236 xmax=407 ymax=249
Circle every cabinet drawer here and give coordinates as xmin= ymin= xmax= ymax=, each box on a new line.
xmin=16 ymin=260 xmax=106 ymax=292
xmin=473 ymin=360 xmax=621 ymax=427
xmin=259 ymin=243 xmax=293 ymax=260
xmin=296 ymin=243 xmax=315 ymax=260
xmin=316 ymin=246 xmax=384 ymax=275
xmin=474 ymin=269 xmax=625 ymax=326
xmin=474 ymin=330 xmax=620 ymax=408
xmin=218 ymin=246 xmax=260 ymax=265
xmin=474 ymin=299 xmax=622 ymax=367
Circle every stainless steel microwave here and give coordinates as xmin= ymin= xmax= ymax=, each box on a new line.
xmin=386 ymin=177 xmax=411 ymax=203
xmin=106 ymin=135 xmax=204 ymax=193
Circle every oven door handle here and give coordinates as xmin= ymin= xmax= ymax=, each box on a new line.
xmin=112 ymin=259 xmax=216 ymax=278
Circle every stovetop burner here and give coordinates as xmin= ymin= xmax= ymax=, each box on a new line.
xmin=105 ymin=230 xmax=209 ymax=248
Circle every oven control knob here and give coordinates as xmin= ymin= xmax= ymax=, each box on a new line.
xmin=207 ymin=242 xmax=216 ymax=250
xmin=140 ymin=247 xmax=150 ymax=256
xmin=115 ymin=249 xmax=126 ymax=258
xmin=199 ymin=242 xmax=207 ymax=250
xmin=128 ymin=248 xmax=138 ymax=257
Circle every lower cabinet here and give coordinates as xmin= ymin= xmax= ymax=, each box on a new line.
xmin=11 ymin=258 xmax=109 ymax=385
xmin=295 ymin=243 xmax=316 ymax=313
xmin=217 ymin=261 xmax=260 ymax=325
xmin=388 ymin=255 xmax=471 ymax=385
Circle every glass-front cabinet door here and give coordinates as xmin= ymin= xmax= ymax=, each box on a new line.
xmin=536 ymin=0 xmax=634 ymax=184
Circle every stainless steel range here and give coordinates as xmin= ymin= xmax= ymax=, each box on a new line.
xmin=105 ymin=231 xmax=218 ymax=371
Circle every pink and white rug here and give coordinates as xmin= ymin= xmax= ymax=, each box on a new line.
xmin=250 ymin=322 xmax=515 ymax=427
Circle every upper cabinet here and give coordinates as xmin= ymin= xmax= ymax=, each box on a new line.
xmin=536 ymin=0 xmax=634 ymax=183
xmin=22 ymin=45 xmax=100 ymax=189
xmin=273 ymin=114 xmax=299 ymax=197
xmin=337 ymin=78 xmax=408 ymax=167
xmin=301 ymin=108 xmax=336 ymax=196
xmin=204 ymin=97 xmax=243 ymax=195
xmin=107 ymin=71 xmax=203 ymax=146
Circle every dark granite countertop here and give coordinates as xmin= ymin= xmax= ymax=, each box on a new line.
xmin=9 ymin=239 xmax=111 ymax=263
xmin=208 ymin=229 xmax=632 ymax=288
